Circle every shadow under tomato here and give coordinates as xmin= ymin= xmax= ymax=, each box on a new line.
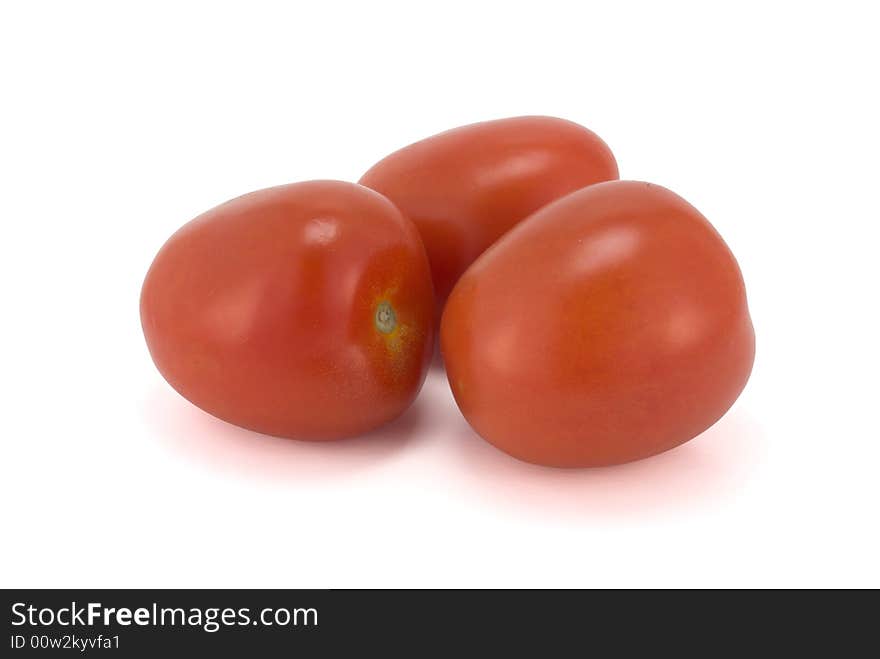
xmin=429 ymin=346 xmax=446 ymax=372
xmin=140 ymin=369 xmax=764 ymax=519
xmin=139 ymin=384 xmax=425 ymax=482
xmin=445 ymin=403 xmax=765 ymax=520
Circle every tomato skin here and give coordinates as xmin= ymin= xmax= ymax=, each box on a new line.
xmin=141 ymin=180 xmax=434 ymax=440
xmin=440 ymin=181 xmax=755 ymax=467
xmin=359 ymin=116 xmax=618 ymax=312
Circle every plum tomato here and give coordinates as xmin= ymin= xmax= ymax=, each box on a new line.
xmin=141 ymin=180 xmax=435 ymax=440
xmin=440 ymin=181 xmax=755 ymax=467
xmin=359 ymin=116 xmax=618 ymax=313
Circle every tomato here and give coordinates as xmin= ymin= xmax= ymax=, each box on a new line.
xmin=141 ymin=180 xmax=434 ymax=440
xmin=359 ymin=116 xmax=618 ymax=314
xmin=440 ymin=181 xmax=755 ymax=467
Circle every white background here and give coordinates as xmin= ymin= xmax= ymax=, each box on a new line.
xmin=2 ymin=1 xmax=878 ymax=588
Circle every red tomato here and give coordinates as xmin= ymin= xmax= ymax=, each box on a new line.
xmin=359 ymin=116 xmax=618 ymax=314
xmin=141 ymin=180 xmax=434 ymax=440
xmin=440 ymin=181 xmax=755 ymax=467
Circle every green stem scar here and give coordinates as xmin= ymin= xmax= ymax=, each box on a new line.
xmin=374 ymin=301 xmax=398 ymax=334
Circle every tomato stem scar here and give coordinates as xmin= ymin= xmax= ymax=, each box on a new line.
xmin=374 ymin=301 xmax=397 ymax=334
